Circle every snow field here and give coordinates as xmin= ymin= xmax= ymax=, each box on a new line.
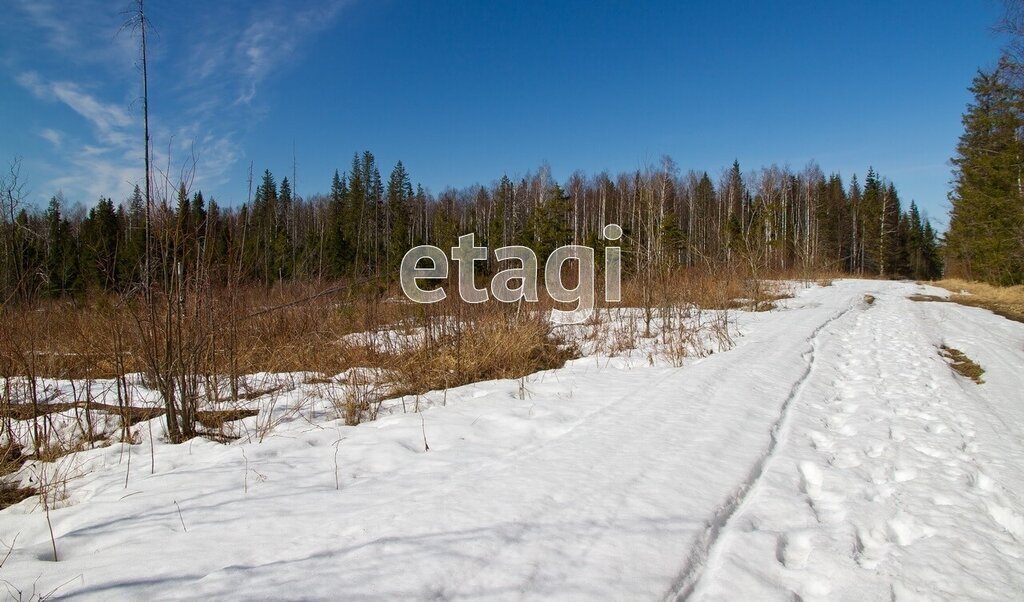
xmin=0 ymin=280 xmax=1021 ymax=600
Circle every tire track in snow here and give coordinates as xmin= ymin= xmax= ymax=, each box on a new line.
xmin=665 ymin=298 xmax=860 ymax=601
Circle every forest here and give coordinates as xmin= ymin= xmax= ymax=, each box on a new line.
xmin=0 ymin=154 xmax=943 ymax=304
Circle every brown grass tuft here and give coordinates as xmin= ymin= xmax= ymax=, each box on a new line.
xmin=391 ymin=307 xmax=578 ymax=400
xmin=932 ymin=279 xmax=1024 ymax=324
xmin=939 ymin=345 xmax=985 ymax=384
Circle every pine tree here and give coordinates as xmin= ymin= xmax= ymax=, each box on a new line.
xmin=848 ymin=175 xmax=863 ymax=273
xmin=82 ymin=197 xmax=121 ymax=290
xmin=44 ymin=195 xmax=80 ymax=296
xmin=860 ymin=168 xmax=879 ymax=273
xmin=385 ymin=161 xmax=413 ymax=270
xmin=326 ymin=169 xmax=351 ymax=277
xmin=527 ymin=183 xmax=571 ymax=261
xmin=905 ymin=201 xmax=926 ymax=279
xmin=921 ymin=220 xmax=943 ymax=279
xmin=121 ymin=185 xmax=146 ymax=285
xmin=346 ymin=154 xmax=367 ymax=272
xmin=947 ymin=58 xmax=1024 ymax=284
xmin=276 ymin=177 xmax=293 ymax=279
xmin=253 ymin=169 xmax=279 ymax=283
xmin=881 ymin=182 xmax=904 ymax=277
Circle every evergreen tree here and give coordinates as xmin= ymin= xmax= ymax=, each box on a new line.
xmin=44 ymin=195 xmax=80 ymax=296
xmin=253 ymin=169 xmax=279 ymax=283
xmin=881 ymin=182 xmax=904 ymax=277
xmin=275 ymin=177 xmax=293 ymax=279
xmin=82 ymin=197 xmax=121 ymax=290
xmin=326 ymin=169 xmax=351 ymax=277
xmin=121 ymin=185 xmax=146 ymax=285
xmin=947 ymin=58 xmax=1024 ymax=284
xmin=385 ymin=161 xmax=413 ymax=270
xmin=527 ymin=184 xmax=571 ymax=261
xmin=847 ymin=175 xmax=862 ymax=273
xmin=860 ymin=168 xmax=884 ymax=274
xmin=346 ymin=154 xmax=367 ymax=272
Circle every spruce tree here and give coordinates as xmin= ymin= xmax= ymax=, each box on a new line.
xmin=386 ymin=161 xmax=413 ymax=270
xmin=327 ymin=169 xmax=351 ymax=277
xmin=947 ymin=58 xmax=1024 ymax=284
xmin=860 ymin=168 xmax=883 ymax=274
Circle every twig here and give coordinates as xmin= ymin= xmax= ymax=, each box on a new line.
xmin=148 ymin=417 xmax=155 ymax=474
xmin=124 ymin=438 xmax=131 ymax=489
xmin=0 ymin=533 xmax=17 ymax=569
xmin=173 ymin=500 xmax=187 ymax=532
xmin=333 ymin=435 xmax=346 ymax=490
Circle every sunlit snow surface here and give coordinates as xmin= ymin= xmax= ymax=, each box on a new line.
xmin=1 ymin=280 xmax=1022 ymax=600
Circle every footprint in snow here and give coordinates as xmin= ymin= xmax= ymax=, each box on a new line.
xmin=864 ymin=442 xmax=887 ymax=458
xmin=799 ymin=461 xmax=823 ymax=500
xmin=854 ymin=525 xmax=890 ymax=569
xmin=968 ymin=470 xmax=995 ymax=492
xmin=867 ymin=482 xmax=895 ymax=502
xmin=829 ymin=448 xmax=862 ymax=469
xmin=912 ymin=445 xmax=947 ymax=459
xmin=887 ymin=511 xmax=937 ymax=546
xmin=986 ymin=501 xmax=1024 ymax=540
xmin=824 ymin=415 xmax=857 ymax=436
xmin=808 ymin=430 xmax=834 ymax=451
xmin=811 ymin=491 xmax=849 ymax=524
xmin=776 ymin=530 xmax=814 ymax=570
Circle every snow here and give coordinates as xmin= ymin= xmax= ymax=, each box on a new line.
xmin=1 ymin=280 xmax=1023 ymax=600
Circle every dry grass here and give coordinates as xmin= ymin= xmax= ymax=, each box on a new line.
xmin=0 ymin=482 xmax=35 ymax=510
xmin=0 ymin=271 xmax=801 ymax=380
xmin=939 ymin=345 xmax=985 ymax=384
xmin=932 ymin=279 xmax=1024 ymax=324
xmin=1 ymin=445 xmax=37 ymax=510
xmin=0 ymin=269 xmax=825 ymax=439
xmin=617 ymin=269 xmax=792 ymax=314
xmin=0 ymin=443 xmax=26 ymax=477
xmin=392 ymin=308 xmax=577 ymax=399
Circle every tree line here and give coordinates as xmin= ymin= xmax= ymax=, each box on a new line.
xmin=0 ymin=152 xmax=942 ymax=304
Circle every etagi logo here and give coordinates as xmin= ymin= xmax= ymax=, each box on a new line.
xmin=400 ymin=224 xmax=623 ymax=325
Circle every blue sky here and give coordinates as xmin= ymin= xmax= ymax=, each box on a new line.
xmin=0 ymin=0 xmax=1007 ymax=228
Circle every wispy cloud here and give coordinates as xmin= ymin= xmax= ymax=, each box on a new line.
xmin=183 ymin=1 xmax=349 ymax=105
xmin=13 ymin=70 xmax=140 ymax=202
xmin=5 ymin=0 xmax=349 ymax=205
xmin=10 ymin=0 xmax=77 ymax=54
xmin=38 ymin=128 xmax=64 ymax=148
xmin=17 ymin=72 xmax=132 ymax=147
xmin=8 ymin=0 xmax=137 ymax=71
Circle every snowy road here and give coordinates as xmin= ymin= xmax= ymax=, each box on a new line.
xmin=1 ymin=280 xmax=1022 ymax=600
